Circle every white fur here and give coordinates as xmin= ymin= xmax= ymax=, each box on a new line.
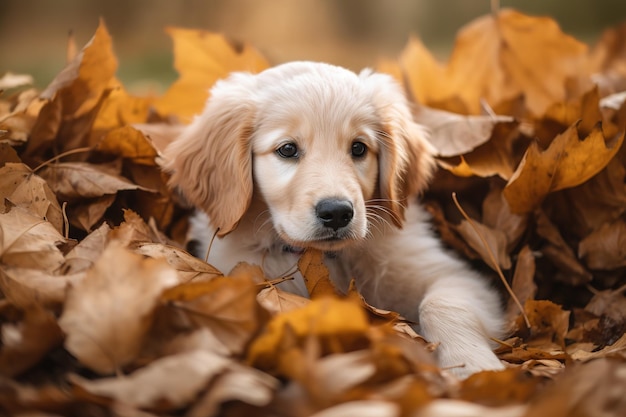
xmin=164 ymin=62 xmax=505 ymax=378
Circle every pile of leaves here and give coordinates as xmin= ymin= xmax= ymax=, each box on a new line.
xmin=1 ymin=8 xmax=626 ymax=417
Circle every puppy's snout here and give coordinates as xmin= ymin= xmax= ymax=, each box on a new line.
xmin=316 ymin=199 xmax=354 ymax=231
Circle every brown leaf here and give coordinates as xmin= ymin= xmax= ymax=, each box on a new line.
xmin=133 ymin=242 xmax=223 ymax=283
xmin=436 ymin=121 xmax=521 ymax=180
xmin=585 ymin=284 xmax=626 ymax=328
xmin=447 ymin=9 xmax=588 ymax=115
xmin=535 ymin=210 xmax=592 ymax=285
xmin=27 ymin=20 xmax=118 ymax=157
xmin=67 ymin=195 xmax=116 ymax=232
xmin=59 ymin=241 xmax=179 ymax=374
xmin=154 ymin=28 xmax=269 ymax=121
xmin=524 ymin=359 xmax=626 ymax=417
xmin=95 ymin=125 xmax=158 ymax=166
xmin=62 ymin=222 xmax=110 ymax=274
xmin=298 ymin=249 xmax=338 ymax=298
xmin=414 ymin=105 xmax=514 ymax=157
xmin=0 ymin=163 xmax=64 ymax=234
xmin=0 ymin=266 xmax=84 ymax=308
xmin=459 ymin=368 xmax=540 ymax=406
xmin=40 ymin=20 xmax=117 ymax=116
xmin=0 ymin=205 xmax=66 ymax=272
xmin=399 ymin=37 xmax=450 ymax=108
xmin=506 ymin=246 xmax=537 ymax=324
xmin=516 ymin=300 xmax=570 ymax=349
xmin=160 ymin=273 xmax=266 ymax=355
xmin=0 ymin=306 xmax=63 ymax=376
xmin=248 ymin=297 xmax=369 ymax=372
xmin=70 ymin=350 xmax=275 ymax=411
xmin=257 ymin=286 xmax=310 ymax=315
xmin=455 ymin=219 xmax=511 ymax=271
xmin=578 ymin=219 xmax=626 ymax=270
xmin=40 ymin=162 xmax=152 ymax=199
xmin=504 ymin=123 xmax=624 ymax=214
xmin=482 ymin=184 xmax=527 ymax=251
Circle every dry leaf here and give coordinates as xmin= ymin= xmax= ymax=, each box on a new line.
xmin=504 ymin=123 xmax=624 ymax=214
xmin=154 ymin=28 xmax=269 ymax=121
xmin=257 ymin=286 xmax=311 ymax=315
xmin=160 ymin=273 xmax=266 ymax=355
xmin=506 ymin=246 xmax=537 ymax=324
xmin=413 ymin=104 xmax=515 ymax=157
xmin=0 ymin=266 xmax=84 ymax=308
xmin=59 ymin=241 xmax=178 ymax=374
xmin=0 ymin=163 xmax=64 ymax=234
xmin=96 ymin=125 xmax=158 ymax=165
xmin=248 ymin=297 xmax=369 ymax=371
xmin=455 ymin=220 xmax=511 ymax=270
xmin=298 ymin=249 xmax=337 ymax=298
xmin=40 ymin=162 xmax=152 ymax=199
xmin=447 ymin=9 xmax=588 ymax=115
xmin=0 ymin=205 xmax=66 ymax=272
xmin=133 ymin=242 xmax=223 ymax=282
xmin=578 ymin=219 xmax=626 ymax=270
xmin=0 ymin=305 xmax=63 ymax=376
xmin=61 ymin=222 xmax=110 ymax=274
xmin=70 ymin=349 xmax=274 ymax=410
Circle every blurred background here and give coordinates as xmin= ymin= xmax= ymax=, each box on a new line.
xmin=1 ymin=0 xmax=625 ymax=91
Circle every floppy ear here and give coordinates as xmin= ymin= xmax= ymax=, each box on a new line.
xmin=360 ymin=71 xmax=436 ymax=227
xmin=162 ymin=72 xmax=257 ymax=236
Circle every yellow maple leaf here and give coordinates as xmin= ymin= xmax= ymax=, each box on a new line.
xmin=154 ymin=28 xmax=269 ymax=121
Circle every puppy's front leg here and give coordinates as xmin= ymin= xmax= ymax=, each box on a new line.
xmin=418 ymin=273 xmax=505 ymax=378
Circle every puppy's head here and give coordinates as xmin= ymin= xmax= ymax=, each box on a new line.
xmin=163 ymin=62 xmax=435 ymax=249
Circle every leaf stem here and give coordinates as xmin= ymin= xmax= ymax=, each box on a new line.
xmin=33 ymin=146 xmax=93 ymax=173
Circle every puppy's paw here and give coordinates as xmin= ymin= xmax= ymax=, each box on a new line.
xmin=436 ymin=344 xmax=504 ymax=379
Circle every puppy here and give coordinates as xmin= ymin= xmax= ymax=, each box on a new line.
xmin=163 ymin=62 xmax=504 ymax=378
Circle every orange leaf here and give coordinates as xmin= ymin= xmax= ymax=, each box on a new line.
xmin=298 ymin=249 xmax=338 ymax=298
xmin=503 ymin=123 xmax=624 ymax=214
xmin=154 ymin=28 xmax=269 ymax=121
xmin=446 ymin=9 xmax=588 ymax=115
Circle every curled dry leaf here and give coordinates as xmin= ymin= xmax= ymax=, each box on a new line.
xmin=59 ymin=241 xmax=179 ymax=374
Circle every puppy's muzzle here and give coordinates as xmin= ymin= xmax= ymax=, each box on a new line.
xmin=315 ymin=199 xmax=354 ymax=231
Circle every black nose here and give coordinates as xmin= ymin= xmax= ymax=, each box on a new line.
xmin=316 ymin=199 xmax=354 ymax=231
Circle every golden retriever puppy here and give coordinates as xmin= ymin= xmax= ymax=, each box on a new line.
xmin=163 ymin=62 xmax=504 ymax=378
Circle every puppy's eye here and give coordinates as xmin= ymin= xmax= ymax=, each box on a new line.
xmin=351 ymin=141 xmax=368 ymax=158
xmin=276 ymin=142 xmax=299 ymax=158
